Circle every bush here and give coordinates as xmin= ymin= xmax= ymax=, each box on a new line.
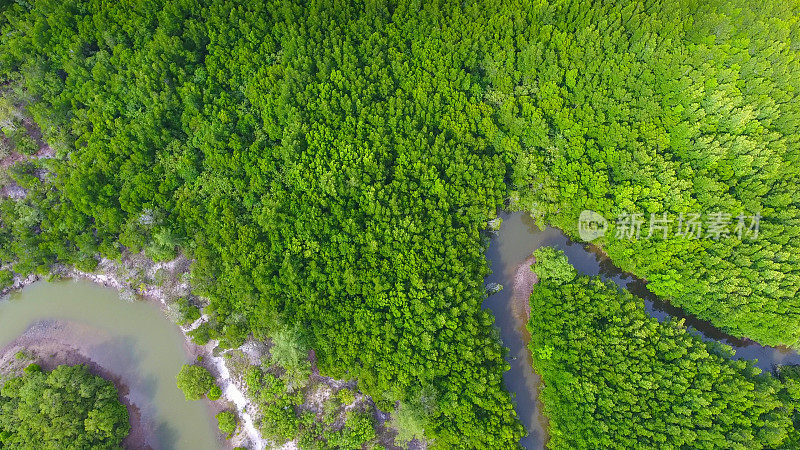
xmin=176 ymin=297 xmax=201 ymax=326
xmin=14 ymin=134 xmax=37 ymax=155
xmin=176 ymin=364 xmax=215 ymax=401
xmin=337 ymin=388 xmax=355 ymax=406
xmin=324 ymin=411 xmax=376 ymax=449
xmin=216 ymin=411 xmax=237 ymax=438
xmin=187 ymin=322 xmax=213 ymax=345
xmin=391 ymin=402 xmax=427 ymax=445
xmin=268 ymin=326 xmax=311 ymax=387
xmin=0 ymin=270 xmax=14 ymax=290
xmin=531 ymin=247 xmax=576 ymax=284
xmin=322 ymin=397 xmax=340 ymax=424
xmin=144 ymin=228 xmax=180 ymax=262
xmin=217 ymin=321 xmax=248 ymax=350
xmin=260 ymin=402 xmax=300 ymax=442
xmin=207 ymin=385 xmax=222 ymax=401
xmin=245 ymin=367 xmax=302 ymax=442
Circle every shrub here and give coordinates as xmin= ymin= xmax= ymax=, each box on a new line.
xmin=337 ymin=388 xmax=355 ymax=406
xmin=176 ymin=364 xmax=215 ymax=401
xmin=391 ymin=402 xmax=427 ymax=445
xmin=187 ymin=323 xmax=212 ymax=345
xmin=324 ymin=411 xmax=376 ymax=449
xmin=268 ymin=326 xmax=310 ymax=387
xmin=176 ymin=297 xmax=201 ymax=326
xmin=216 ymin=411 xmax=237 ymax=438
xmin=532 ymin=247 xmax=576 ymax=284
xmin=0 ymin=270 xmax=14 ymax=290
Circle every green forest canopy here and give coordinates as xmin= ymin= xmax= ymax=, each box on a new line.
xmin=498 ymin=0 xmax=800 ymax=346
xmin=528 ymin=247 xmax=800 ymax=449
xmin=0 ymin=364 xmax=130 ymax=449
xmin=0 ymin=0 xmax=798 ymax=447
xmin=0 ymin=0 xmax=521 ymax=446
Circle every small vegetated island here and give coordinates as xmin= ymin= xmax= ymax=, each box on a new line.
xmin=0 ymin=363 xmax=130 ymax=449
xmin=0 ymin=0 xmax=797 ymax=448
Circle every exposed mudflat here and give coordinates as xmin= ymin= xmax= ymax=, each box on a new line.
xmin=511 ymin=256 xmax=538 ymax=323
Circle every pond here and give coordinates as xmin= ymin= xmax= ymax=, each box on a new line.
xmin=0 ymin=280 xmax=219 ymax=449
xmin=483 ymin=211 xmax=800 ymax=449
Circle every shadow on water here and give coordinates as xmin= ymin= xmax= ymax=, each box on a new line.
xmin=483 ymin=211 xmax=800 ymax=450
xmin=154 ymin=421 xmax=180 ymax=450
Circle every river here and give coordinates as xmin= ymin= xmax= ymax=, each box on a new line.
xmin=483 ymin=210 xmax=800 ymax=449
xmin=0 ymin=280 xmax=219 ymax=449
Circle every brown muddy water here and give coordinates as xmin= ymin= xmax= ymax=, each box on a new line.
xmin=0 ymin=280 xmax=219 ymax=449
xmin=483 ymin=211 xmax=800 ymax=449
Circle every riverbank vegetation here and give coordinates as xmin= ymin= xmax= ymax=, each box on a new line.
xmin=0 ymin=0 xmax=798 ymax=447
xmin=222 ymin=342 xmax=393 ymax=449
xmin=493 ymin=0 xmax=800 ymax=347
xmin=529 ymin=247 xmax=800 ymax=448
xmin=0 ymin=0 xmax=524 ymax=446
xmin=176 ymin=364 xmax=216 ymax=401
xmin=0 ymin=363 xmax=129 ymax=449
xmin=216 ymin=410 xmax=237 ymax=439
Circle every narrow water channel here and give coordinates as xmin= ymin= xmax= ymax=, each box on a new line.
xmin=483 ymin=210 xmax=800 ymax=449
xmin=0 ymin=280 xmax=219 ymax=449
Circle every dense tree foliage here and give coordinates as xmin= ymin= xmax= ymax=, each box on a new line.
xmin=528 ymin=248 xmax=800 ymax=449
xmin=176 ymin=364 xmax=215 ymax=401
xmin=778 ymin=365 xmax=800 ymax=448
xmin=216 ymin=410 xmax=237 ymax=439
xmin=0 ymin=364 xmax=130 ymax=449
xmin=0 ymin=0 xmax=525 ymax=446
xmin=1 ymin=0 xmax=798 ymax=446
xmin=489 ymin=0 xmax=800 ymax=346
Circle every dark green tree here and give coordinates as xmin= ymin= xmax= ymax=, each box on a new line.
xmin=0 ymin=364 xmax=130 ymax=449
xmin=176 ymin=364 xmax=215 ymax=401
